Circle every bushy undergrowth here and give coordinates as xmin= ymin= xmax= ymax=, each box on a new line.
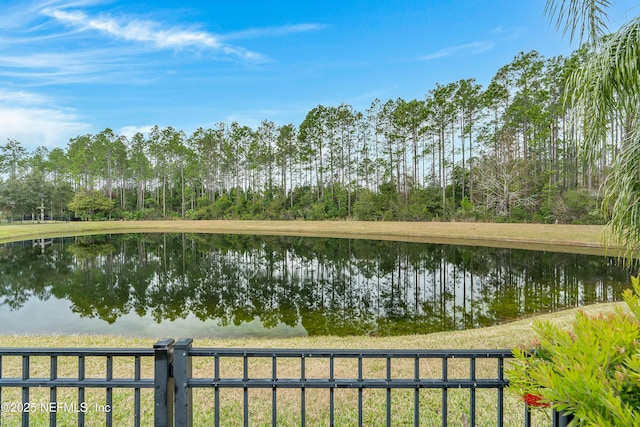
xmin=507 ymin=277 xmax=640 ymax=426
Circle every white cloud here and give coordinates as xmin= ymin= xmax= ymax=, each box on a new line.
xmin=0 ymin=1 xmax=326 ymax=87
xmin=118 ymin=125 xmax=155 ymax=139
xmin=489 ymin=26 xmax=524 ymax=40
xmin=420 ymin=41 xmax=495 ymax=60
xmin=41 ymin=6 xmax=266 ymax=61
xmin=0 ymin=90 xmax=89 ymax=149
xmin=0 ymin=90 xmax=49 ymax=105
xmin=0 ymin=107 xmax=89 ymax=149
xmin=223 ymin=114 xmax=271 ymax=130
xmin=45 ymin=8 xmax=220 ymax=47
xmin=223 ymin=23 xmax=327 ymax=40
xmin=0 ymin=50 xmax=134 ymax=85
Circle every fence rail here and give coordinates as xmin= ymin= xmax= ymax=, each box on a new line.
xmin=0 ymin=339 xmax=571 ymax=426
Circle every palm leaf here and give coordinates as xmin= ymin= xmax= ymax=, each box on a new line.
xmin=556 ymin=4 xmax=640 ymax=262
xmin=544 ymin=0 xmax=612 ymax=44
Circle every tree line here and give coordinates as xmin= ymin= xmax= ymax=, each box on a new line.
xmin=0 ymin=48 xmax=622 ymax=224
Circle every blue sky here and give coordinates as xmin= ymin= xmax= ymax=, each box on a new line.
xmin=1 ymin=0 xmax=637 ymax=151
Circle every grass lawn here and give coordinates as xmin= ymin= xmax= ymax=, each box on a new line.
xmin=0 ymin=298 xmax=624 ymax=349
xmin=0 ymin=303 xmax=626 ymax=426
xmin=0 ymin=219 xmax=613 ymax=255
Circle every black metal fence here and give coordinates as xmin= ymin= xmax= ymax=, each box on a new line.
xmin=0 ymin=346 xmax=156 ymax=426
xmin=0 ymin=339 xmax=571 ymax=426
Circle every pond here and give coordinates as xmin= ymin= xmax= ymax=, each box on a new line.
xmin=0 ymin=233 xmax=631 ymax=338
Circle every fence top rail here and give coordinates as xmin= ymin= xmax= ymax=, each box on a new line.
xmin=0 ymin=348 xmax=154 ymax=357
xmin=0 ymin=378 xmax=155 ymax=388
xmin=0 ymin=343 xmax=514 ymax=359
xmin=188 ymin=348 xmax=514 ymax=358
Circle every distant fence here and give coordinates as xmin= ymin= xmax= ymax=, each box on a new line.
xmin=0 ymin=339 xmax=572 ymax=426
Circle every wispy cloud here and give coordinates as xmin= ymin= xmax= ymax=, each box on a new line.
xmin=0 ymin=1 xmax=328 ymax=147
xmin=489 ymin=26 xmax=524 ymax=40
xmin=0 ymin=1 xmax=328 ymax=86
xmin=0 ymin=49 xmax=153 ymax=86
xmin=223 ymin=23 xmax=327 ymax=40
xmin=420 ymin=41 xmax=495 ymax=60
xmin=41 ymin=6 xmax=266 ymax=61
xmin=0 ymin=89 xmax=49 ymax=105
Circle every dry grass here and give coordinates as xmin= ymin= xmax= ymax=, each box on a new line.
xmin=0 ymin=302 xmax=627 ymax=426
xmin=0 ymin=300 xmax=626 ymax=350
xmin=0 ymin=219 xmax=613 ymax=255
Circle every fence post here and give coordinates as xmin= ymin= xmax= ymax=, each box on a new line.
xmin=154 ymin=338 xmax=175 ymax=427
xmin=174 ymin=338 xmax=193 ymax=427
xmin=553 ymin=409 xmax=574 ymax=427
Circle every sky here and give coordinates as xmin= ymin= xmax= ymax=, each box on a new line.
xmin=1 ymin=0 xmax=638 ymax=151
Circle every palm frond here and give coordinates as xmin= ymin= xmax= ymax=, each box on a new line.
xmin=544 ymin=0 xmax=612 ymax=44
xmin=560 ymin=11 xmax=640 ymax=263
xmin=602 ymin=121 xmax=640 ymax=263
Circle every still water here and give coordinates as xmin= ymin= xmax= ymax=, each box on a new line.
xmin=0 ymin=233 xmax=630 ymax=338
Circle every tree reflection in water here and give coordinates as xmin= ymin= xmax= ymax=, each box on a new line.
xmin=0 ymin=234 xmax=631 ymax=336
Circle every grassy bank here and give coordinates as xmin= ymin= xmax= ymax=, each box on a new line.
xmin=0 ymin=219 xmax=612 ymax=255
xmin=0 ymin=303 xmax=626 ymax=426
xmin=0 ymin=299 xmax=624 ymax=349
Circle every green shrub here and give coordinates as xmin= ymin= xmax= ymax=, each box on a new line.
xmin=551 ymin=189 xmax=604 ymax=224
xmin=210 ymin=195 xmax=233 ymax=218
xmin=353 ymin=189 xmax=384 ymax=220
xmin=507 ymin=277 xmax=640 ymax=426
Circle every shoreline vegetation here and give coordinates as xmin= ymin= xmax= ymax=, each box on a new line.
xmin=0 ymin=220 xmax=628 ymax=349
